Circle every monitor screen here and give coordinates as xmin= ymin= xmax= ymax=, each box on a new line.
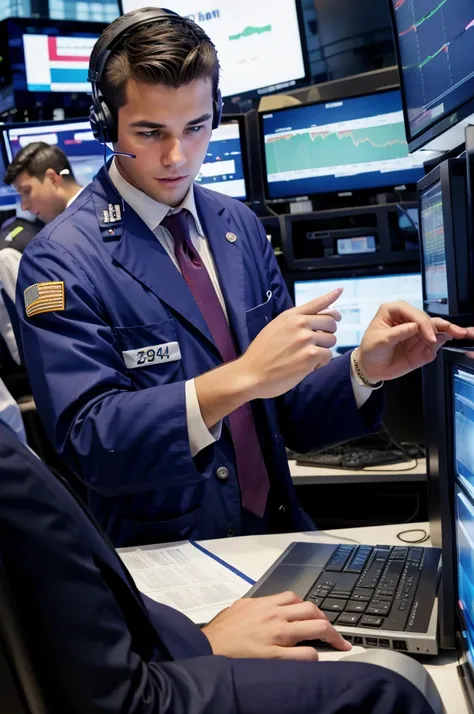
xmin=23 ymin=34 xmax=95 ymax=93
xmin=293 ymin=273 xmax=423 ymax=354
xmin=390 ymin=0 xmax=474 ymax=148
xmin=261 ymin=90 xmax=435 ymax=200
xmin=3 ymin=120 xmax=106 ymax=189
xmin=194 ymin=120 xmax=247 ymax=199
xmin=0 ymin=147 xmax=18 ymax=211
xmin=419 ymin=180 xmax=449 ymax=306
xmin=119 ymin=0 xmax=307 ymax=98
xmin=454 ymin=365 xmax=474 ymax=678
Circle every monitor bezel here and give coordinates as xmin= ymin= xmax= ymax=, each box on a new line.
xmin=417 ymin=159 xmax=471 ymax=317
xmin=439 ymin=348 xmax=474 ymax=712
xmin=388 ymin=0 xmax=474 ymax=153
xmin=0 ymin=116 xmax=93 ymax=166
xmin=117 ymin=0 xmax=310 ymax=102
xmin=258 ymin=87 xmax=428 ymax=204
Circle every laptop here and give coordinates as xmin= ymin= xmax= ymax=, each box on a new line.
xmin=247 ymin=541 xmax=441 ymax=656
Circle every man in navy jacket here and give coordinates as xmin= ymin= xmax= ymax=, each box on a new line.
xmin=0 ymin=419 xmax=436 ymax=714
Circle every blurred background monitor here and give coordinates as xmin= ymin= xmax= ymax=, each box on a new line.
xmin=195 ymin=117 xmax=249 ymax=200
xmin=293 ymin=270 xmax=425 ymax=444
xmin=118 ymin=0 xmax=308 ymax=100
xmin=389 ymin=0 xmax=474 ymax=152
xmin=418 ymin=159 xmax=472 ymax=316
xmin=0 ymin=18 xmax=106 ymax=115
xmin=2 ymin=119 xmax=108 ymax=189
xmin=260 ymin=89 xmax=437 ymax=202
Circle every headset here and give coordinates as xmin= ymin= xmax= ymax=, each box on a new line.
xmin=88 ymin=7 xmax=223 ymax=146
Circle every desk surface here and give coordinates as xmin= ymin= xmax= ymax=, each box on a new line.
xmin=289 ymin=458 xmax=427 ymax=484
xmin=198 ymin=522 xmax=466 ymax=714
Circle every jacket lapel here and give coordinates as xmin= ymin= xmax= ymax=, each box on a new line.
xmin=194 ymin=186 xmax=249 ymax=353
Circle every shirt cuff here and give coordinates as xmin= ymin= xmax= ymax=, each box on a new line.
xmin=350 ymin=359 xmax=374 ymax=409
xmin=185 ymin=379 xmax=222 ymax=458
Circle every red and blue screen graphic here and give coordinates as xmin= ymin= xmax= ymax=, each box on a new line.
xmin=23 ymin=35 xmax=97 ymax=92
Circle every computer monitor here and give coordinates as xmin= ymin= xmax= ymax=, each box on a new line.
xmin=260 ymin=89 xmax=437 ymax=202
xmin=293 ymin=271 xmax=425 ymax=444
xmin=418 ymin=158 xmax=472 ymax=316
xmin=0 ymin=148 xmax=18 ymax=212
xmin=293 ymin=272 xmax=423 ymax=353
xmin=194 ymin=117 xmax=249 ymax=200
xmin=2 ymin=120 xmax=107 ymax=190
xmin=0 ymin=18 xmax=106 ymax=114
xmin=389 ymin=0 xmax=474 ymax=152
xmin=118 ymin=0 xmax=308 ymax=100
xmin=436 ymin=347 xmax=474 ymax=706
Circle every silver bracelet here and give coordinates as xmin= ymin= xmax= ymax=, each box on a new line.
xmin=351 ymin=349 xmax=384 ymax=390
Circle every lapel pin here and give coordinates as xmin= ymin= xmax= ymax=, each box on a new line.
xmin=226 ymin=232 xmax=237 ymax=243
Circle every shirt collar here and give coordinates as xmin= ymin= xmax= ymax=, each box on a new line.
xmin=66 ymin=186 xmax=85 ymax=209
xmin=108 ymin=159 xmax=204 ymax=235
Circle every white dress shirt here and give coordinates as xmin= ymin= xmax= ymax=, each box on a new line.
xmin=109 ymin=160 xmax=372 ymax=458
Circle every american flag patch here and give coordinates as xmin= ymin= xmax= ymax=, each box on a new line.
xmin=24 ymin=281 xmax=65 ymax=318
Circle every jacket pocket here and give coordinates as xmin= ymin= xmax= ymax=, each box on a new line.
xmin=245 ymin=291 xmax=274 ymax=341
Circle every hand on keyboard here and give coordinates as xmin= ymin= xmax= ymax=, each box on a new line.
xmin=202 ymin=590 xmax=352 ymax=660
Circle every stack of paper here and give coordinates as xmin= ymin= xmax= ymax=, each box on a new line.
xmin=118 ymin=541 xmax=252 ymax=624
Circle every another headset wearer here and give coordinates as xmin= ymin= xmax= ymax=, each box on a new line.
xmin=88 ymin=7 xmax=223 ymax=146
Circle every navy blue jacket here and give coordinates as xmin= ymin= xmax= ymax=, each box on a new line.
xmin=0 ymin=422 xmax=435 ymax=714
xmin=17 ymin=168 xmax=382 ymax=545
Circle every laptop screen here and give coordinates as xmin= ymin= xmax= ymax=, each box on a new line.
xmin=453 ymin=366 xmax=474 ymax=675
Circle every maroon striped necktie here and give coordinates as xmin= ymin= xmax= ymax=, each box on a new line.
xmin=161 ymin=210 xmax=269 ymax=517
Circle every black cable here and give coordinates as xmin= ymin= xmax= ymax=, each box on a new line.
xmin=396 ymin=528 xmax=430 ymax=544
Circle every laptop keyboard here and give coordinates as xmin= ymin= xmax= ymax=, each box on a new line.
xmin=304 ymin=544 xmax=425 ymax=629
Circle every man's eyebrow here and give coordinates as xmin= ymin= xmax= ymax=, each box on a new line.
xmin=129 ymin=113 xmax=213 ymax=129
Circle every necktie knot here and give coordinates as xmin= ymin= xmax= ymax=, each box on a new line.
xmin=161 ymin=210 xmax=190 ymax=247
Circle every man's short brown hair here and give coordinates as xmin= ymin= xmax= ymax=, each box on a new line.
xmin=96 ymin=8 xmax=220 ymax=115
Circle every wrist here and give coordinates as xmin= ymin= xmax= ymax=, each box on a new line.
xmin=351 ymin=349 xmax=384 ymax=390
xmin=229 ymin=356 xmax=262 ymax=402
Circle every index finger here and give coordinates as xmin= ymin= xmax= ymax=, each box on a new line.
xmin=294 ymin=288 xmax=343 ymax=316
xmin=385 ymin=301 xmax=436 ymax=343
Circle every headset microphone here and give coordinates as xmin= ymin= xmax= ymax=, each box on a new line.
xmin=107 ymin=150 xmax=136 ymax=159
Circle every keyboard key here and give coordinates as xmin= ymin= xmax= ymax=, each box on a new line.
xmin=352 ymin=588 xmax=374 ymax=601
xmin=345 ymin=600 xmax=368 ymax=613
xmin=360 ymin=615 xmax=384 ymax=628
xmin=337 ymin=612 xmax=361 ymax=626
xmin=366 ymin=602 xmax=391 ymax=616
xmin=325 ymin=546 xmax=354 ymax=572
xmin=309 ymin=596 xmax=324 ymax=608
xmin=321 ymin=598 xmax=347 ymax=612
xmin=323 ymin=610 xmax=339 ymax=623
xmin=331 ymin=589 xmax=352 ymax=598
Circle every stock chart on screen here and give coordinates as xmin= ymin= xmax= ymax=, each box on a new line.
xmin=419 ymin=180 xmax=449 ymax=304
xmin=392 ymin=0 xmax=474 ymax=140
xmin=262 ymin=90 xmax=433 ymax=199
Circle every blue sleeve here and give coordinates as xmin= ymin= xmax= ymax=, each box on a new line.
xmin=17 ymin=238 xmax=211 ymax=496
xmin=251 ymin=215 xmax=383 ymax=454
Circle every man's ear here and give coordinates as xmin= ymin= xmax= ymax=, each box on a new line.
xmin=44 ymin=168 xmax=61 ymax=186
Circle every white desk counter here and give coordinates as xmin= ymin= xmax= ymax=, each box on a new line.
xmin=198 ymin=522 xmax=466 ymax=714
xmin=289 ymin=458 xmax=427 ymax=485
